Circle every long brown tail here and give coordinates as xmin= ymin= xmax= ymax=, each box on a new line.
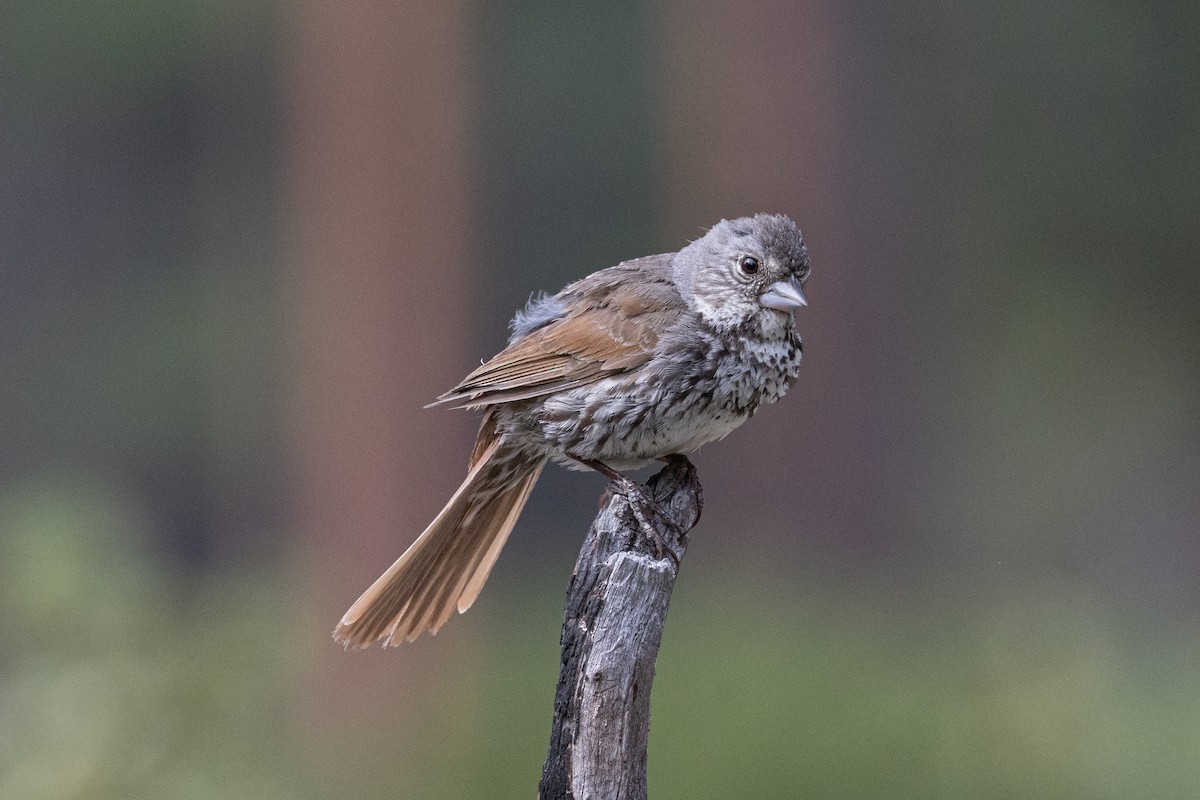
xmin=334 ymin=427 xmax=545 ymax=647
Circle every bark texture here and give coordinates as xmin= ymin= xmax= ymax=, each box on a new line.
xmin=539 ymin=456 xmax=703 ymax=800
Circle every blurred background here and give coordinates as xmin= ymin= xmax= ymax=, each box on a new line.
xmin=2 ymin=1 xmax=1198 ymax=797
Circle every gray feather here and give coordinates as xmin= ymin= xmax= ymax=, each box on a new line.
xmin=509 ymin=293 xmax=567 ymax=343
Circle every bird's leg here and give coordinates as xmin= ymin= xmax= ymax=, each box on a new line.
xmin=569 ymin=455 xmax=681 ymax=568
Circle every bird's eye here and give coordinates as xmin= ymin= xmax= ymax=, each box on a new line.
xmin=738 ymin=256 xmax=760 ymax=275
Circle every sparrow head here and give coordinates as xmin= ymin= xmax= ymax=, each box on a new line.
xmin=673 ymin=213 xmax=810 ymax=332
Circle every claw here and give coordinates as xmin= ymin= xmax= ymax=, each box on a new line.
xmin=611 ymin=477 xmax=681 ymax=570
xmin=567 ymin=454 xmax=682 ymax=570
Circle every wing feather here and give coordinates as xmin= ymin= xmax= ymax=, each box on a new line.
xmin=429 ymin=254 xmax=682 ymax=409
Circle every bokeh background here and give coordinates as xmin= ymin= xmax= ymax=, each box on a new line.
xmin=3 ymin=2 xmax=1199 ymax=798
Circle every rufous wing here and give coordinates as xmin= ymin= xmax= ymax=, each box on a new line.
xmin=430 ymin=256 xmax=684 ymax=409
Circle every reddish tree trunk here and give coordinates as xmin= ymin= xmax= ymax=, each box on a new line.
xmin=282 ymin=1 xmax=477 ymax=789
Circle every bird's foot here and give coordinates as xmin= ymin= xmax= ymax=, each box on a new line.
xmin=610 ymin=476 xmax=682 ymax=569
xmin=569 ymin=454 xmax=682 ymax=569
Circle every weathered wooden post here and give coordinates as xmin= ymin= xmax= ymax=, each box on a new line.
xmin=539 ymin=456 xmax=703 ymax=800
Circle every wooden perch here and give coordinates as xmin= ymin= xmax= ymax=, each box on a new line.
xmin=539 ymin=456 xmax=703 ymax=800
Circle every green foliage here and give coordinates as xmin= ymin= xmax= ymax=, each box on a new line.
xmin=0 ymin=477 xmax=296 ymax=800
xmin=5 ymin=488 xmax=1198 ymax=798
xmin=651 ymin=571 xmax=1200 ymax=799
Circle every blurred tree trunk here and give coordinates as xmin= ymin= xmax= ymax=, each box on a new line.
xmin=282 ymin=1 xmax=476 ymax=791
xmin=658 ymin=1 xmax=912 ymax=558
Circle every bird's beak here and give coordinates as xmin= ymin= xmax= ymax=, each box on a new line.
xmin=760 ymin=277 xmax=808 ymax=312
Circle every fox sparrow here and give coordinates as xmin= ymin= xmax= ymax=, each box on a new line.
xmin=335 ymin=213 xmax=811 ymax=646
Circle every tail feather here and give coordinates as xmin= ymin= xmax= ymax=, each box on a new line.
xmin=405 ymin=462 xmax=541 ymax=638
xmin=334 ymin=439 xmax=545 ymax=647
xmin=456 ymin=466 xmax=541 ymax=613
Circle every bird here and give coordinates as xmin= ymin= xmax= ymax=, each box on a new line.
xmin=334 ymin=213 xmax=811 ymax=647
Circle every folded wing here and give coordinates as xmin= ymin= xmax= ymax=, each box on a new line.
xmin=429 ymin=255 xmax=682 ymax=409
